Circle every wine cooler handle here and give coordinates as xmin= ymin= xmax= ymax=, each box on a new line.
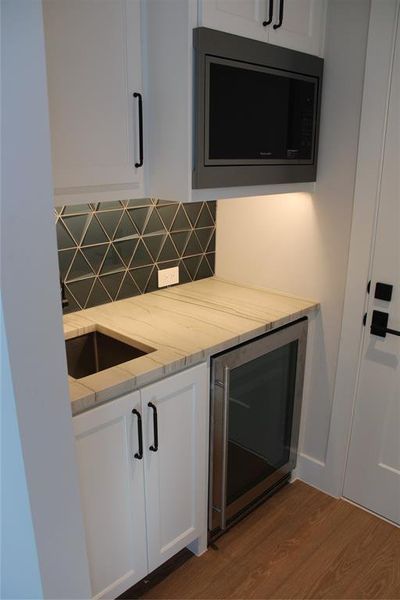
xmin=220 ymin=366 xmax=230 ymax=531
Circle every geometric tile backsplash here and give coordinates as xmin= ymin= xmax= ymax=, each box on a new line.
xmin=55 ymin=198 xmax=216 ymax=313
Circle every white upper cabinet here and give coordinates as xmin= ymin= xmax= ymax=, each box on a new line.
xmin=200 ymin=0 xmax=267 ymax=42
xmin=199 ymin=0 xmax=326 ymax=56
xmin=268 ymin=0 xmax=327 ymax=55
xmin=43 ymin=0 xmax=145 ymax=205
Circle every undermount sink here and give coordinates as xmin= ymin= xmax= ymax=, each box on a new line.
xmin=65 ymin=331 xmax=154 ymax=379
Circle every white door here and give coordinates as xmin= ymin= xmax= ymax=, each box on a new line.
xmin=43 ymin=0 xmax=144 ymax=204
xmin=142 ymin=363 xmax=209 ymax=572
xmin=268 ymin=0 xmax=326 ymax=56
xmin=199 ymin=0 xmax=268 ymax=42
xmin=343 ymin=16 xmax=400 ymax=525
xmin=73 ymin=392 xmax=148 ymax=599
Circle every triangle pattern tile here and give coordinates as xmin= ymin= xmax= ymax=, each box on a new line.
xmin=153 ymin=199 xmax=177 ymax=207
xmin=206 ymin=252 xmax=215 ymax=272
xmin=96 ymin=209 xmax=123 ymax=239
xmin=143 ymin=234 xmax=165 ymax=262
xmin=195 ymin=228 xmax=213 ymax=252
xmin=128 ymin=206 xmax=151 ymax=234
xmin=63 ymin=204 xmax=91 ymax=215
xmin=56 ymin=220 xmax=75 ymax=250
xmin=183 ymin=255 xmax=202 ymax=280
xmin=98 ymin=201 xmax=124 ymax=211
xmin=158 ymin=259 xmax=179 ymax=270
xmin=62 ymin=214 xmax=89 ymax=245
xmin=171 ymin=205 xmax=191 ymax=231
xmin=157 ymin=204 xmax=179 ymax=230
xmin=196 ymin=256 xmax=213 ymax=280
xmin=157 ymin=235 xmax=179 ymax=263
xmin=67 ymin=250 xmax=94 ymax=281
xmin=116 ymin=272 xmax=140 ymax=300
xmin=114 ymin=239 xmax=138 ymax=267
xmin=183 ymin=231 xmax=203 ymax=257
xmin=114 ymin=211 xmax=138 ymax=240
xmin=82 ymin=244 xmax=108 ymax=274
xmin=196 ymin=203 xmax=214 ymax=228
xmin=63 ymin=284 xmax=81 ymax=313
xmin=85 ymin=279 xmax=112 ymax=309
xmin=145 ymin=266 xmax=159 ymax=293
xmin=143 ymin=208 xmax=165 ymax=234
xmin=207 ymin=201 xmax=217 ymax=223
xmin=131 ymin=239 xmax=153 ymax=267
xmin=206 ymin=231 xmax=216 ymax=253
xmin=99 ymin=272 xmax=125 ymax=300
xmin=82 ymin=215 xmax=108 ymax=245
xmin=184 ymin=203 xmax=202 ymax=227
xmin=130 ymin=266 xmax=153 ymax=294
xmin=127 ymin=198 xmax=152 ymax=208
xmin=68 ymin=277 xmax=95 ymax=309
xmin=58 ymin=249 xmax=76 ymax=281
xmin=178 ymin=260 xmax=191 ymax=284
xmin=100 ymin=244 xmax=125 ymax=274
xmin=170 ymin=231 xmax=190 ymax=255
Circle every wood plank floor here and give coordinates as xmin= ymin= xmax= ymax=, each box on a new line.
xmin=142 ymin=481 xmax=400 ymax=600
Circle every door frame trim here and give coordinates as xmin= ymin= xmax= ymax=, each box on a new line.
xmin=322 ymin=0 xmax=400 ymax=498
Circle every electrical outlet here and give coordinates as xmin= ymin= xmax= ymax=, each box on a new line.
xmin=158 ymin=266 xmax=179 ymax=288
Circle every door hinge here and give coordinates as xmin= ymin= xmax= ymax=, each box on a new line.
xmin=363 ymin=312 xmax=367 ymax=326
xmin=367 ymin=280 xmax=371 ymax=294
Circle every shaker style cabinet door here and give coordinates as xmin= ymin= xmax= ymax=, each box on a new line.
xmin=73 ymin=391 xmax=147 ymax=599
xmin=141 ymin=363 xmax=209 ymax=572
xmin=199 ymin=0 xmax=268 ymax=42
xmin=198 ymin=0 xmax=326 ymax=56
xmin=267 ymin=0 xmax=327 ymax=55
xmin=43 ymin=0 xmax=144 ymax=204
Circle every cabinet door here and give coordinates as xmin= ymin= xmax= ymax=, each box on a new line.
xmin=73 ymin=392 xmax=147 ymax=599
xmin=268 ymin=0 xmax=326 ymax=56
xmin=43 ymin=0 xmax=144 ymax=204
xmin=199 ymin=0 xmax=268 ymax=42
xmin=142 ymin=363 xmax=209 ymax=572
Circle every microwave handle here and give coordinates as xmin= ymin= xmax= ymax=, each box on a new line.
xmin=262 ymin=0 xmax=274 ymax=27
xmin=220 ymin=366 xmax=230 ymax=530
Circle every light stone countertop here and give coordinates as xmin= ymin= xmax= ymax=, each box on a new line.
xmin=65 ymin=277 xmax=319 ymax=415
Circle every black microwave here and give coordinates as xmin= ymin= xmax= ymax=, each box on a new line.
xmin=193 ymin=28 xmax=324 ymax=189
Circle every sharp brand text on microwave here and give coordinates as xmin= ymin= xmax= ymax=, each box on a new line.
xmin=193 ymin=28 xmax=324 ymax=189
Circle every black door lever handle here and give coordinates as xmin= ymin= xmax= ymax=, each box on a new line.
xmin=370 ymin=310 xmax=400 ymax=338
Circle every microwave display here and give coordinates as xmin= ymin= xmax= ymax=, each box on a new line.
xmin=207 ymin=58 xmax=318 ymax=165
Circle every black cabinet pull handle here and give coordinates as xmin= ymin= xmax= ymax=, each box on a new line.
xmin=263 ymin=0 xmax=274 ymax=26
xmin=133 ymin=92 xmax=143 ymax=168
xmin=273 ymin=0 xmax=284 ymax=29
xmin=132 ymin=409 xmax=143 ymax=460
xmin=370 ymin=310 xmax=400 ymax=338
xmin=148 ymin=402 xmax=158 ymax=452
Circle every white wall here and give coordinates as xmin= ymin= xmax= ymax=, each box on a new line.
xmin=1 ymin=1 xmax=91 ymax=597
xmin=1 ymin=296 xmax=43 ymax=599
xmin=215 ymin=0 xmax=371 ymax=487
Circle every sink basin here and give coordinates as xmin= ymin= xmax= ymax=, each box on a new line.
xmin=65 ymin=331 xmax=154 ymax=379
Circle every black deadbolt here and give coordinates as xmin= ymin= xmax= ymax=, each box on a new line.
xmin=375 ymin=282 xmax=393 ymax=302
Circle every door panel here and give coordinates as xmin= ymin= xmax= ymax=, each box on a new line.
xmin=343 ymin=14 xmax=400 ymax=525
xmin=199 ymin=0 xmax=267 ymax=42
xmin=142 ymin=364 xmax=208 ymax=572
xmin=43 ymin=0 xmax=143 ymax=197
xmin=73 ymin=392 xmax=147 ymax=599
xmin=268 ymin=0 xmax=326 ymax=55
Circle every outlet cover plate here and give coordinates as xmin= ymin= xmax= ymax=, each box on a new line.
xmin=158 ymin=266 xmax=179 ymax=288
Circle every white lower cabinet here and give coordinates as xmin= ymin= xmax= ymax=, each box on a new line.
xmin=73 ymin=363 xmax=208 ymax=599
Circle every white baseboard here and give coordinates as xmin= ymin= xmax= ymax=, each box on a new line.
xmin=296 ymin=452 xmax=339 ymax=498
